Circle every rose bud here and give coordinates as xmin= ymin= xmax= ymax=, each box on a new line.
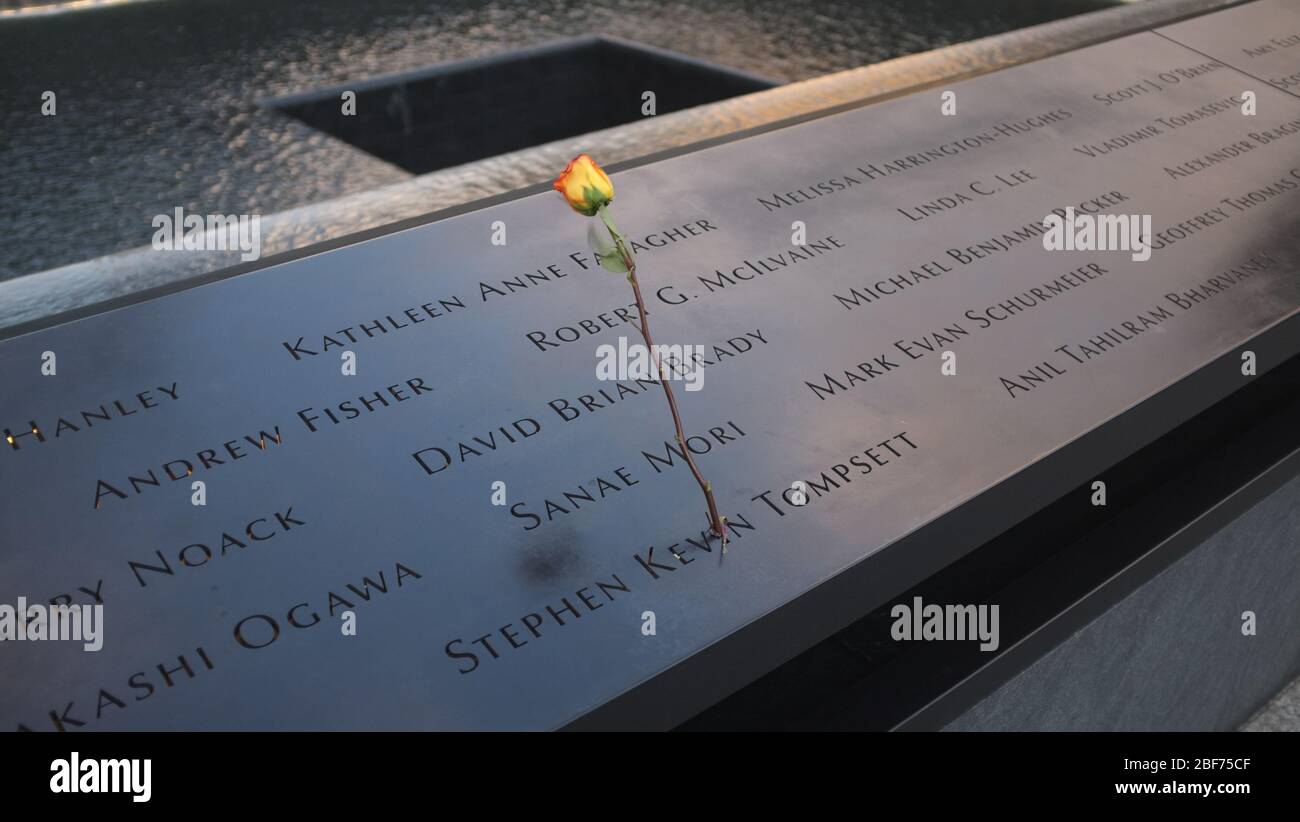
xmin=553 ymin=153 xmax=614 ymax=216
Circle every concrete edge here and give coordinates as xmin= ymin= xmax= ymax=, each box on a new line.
xmin=0 ymin=0 xmax=1243 ymax=329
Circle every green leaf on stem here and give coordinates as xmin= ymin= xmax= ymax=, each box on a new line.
xmin=586 ymin=222 xmax=628 ymax=273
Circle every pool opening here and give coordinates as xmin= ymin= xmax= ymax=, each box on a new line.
xmin=266 ymin=36 xmax=776 ymax=175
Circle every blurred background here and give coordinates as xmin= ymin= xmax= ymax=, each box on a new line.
xmin=0 ymin=0 xmax=1121 ymax=281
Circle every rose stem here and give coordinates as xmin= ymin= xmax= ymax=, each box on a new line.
xmin=599 ymin=205 xmax=728 ymax=549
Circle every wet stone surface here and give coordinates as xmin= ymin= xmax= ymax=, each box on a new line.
xmin=0 ymin=0 xmax=1115 ymax=279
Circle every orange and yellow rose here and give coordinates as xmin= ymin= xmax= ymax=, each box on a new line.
xmin=553 ymin=154 xmax=614 ymax=216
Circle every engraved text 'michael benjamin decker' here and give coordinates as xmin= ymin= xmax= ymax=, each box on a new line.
xmin=830 ymin=190 xmax=1129 ymax=310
